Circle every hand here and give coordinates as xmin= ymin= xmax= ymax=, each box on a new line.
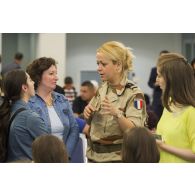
xmin=156 ymin=139 xmax=165 ymax=149
xmin=101 ymin=96 xmax=118 ymax=117
xmin=83 ymin=104 xmax=95 ymax=119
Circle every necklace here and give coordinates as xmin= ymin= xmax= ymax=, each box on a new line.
xmin=45 ymin=97 xmax=53 ymax=107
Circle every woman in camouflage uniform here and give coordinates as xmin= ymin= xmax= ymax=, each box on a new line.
xmin=84 ymin=41 xmax=147 ymax=162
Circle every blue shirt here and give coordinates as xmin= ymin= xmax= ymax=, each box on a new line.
xmin=8 ymin=100 xmax=48 ymax=161
xmin=28 ymin=92 xmax=79 ymax=157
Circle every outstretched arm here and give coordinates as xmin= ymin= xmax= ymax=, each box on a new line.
xmin=156 ymin=140 xmax=195 ymax=162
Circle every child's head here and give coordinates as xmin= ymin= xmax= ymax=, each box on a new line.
xmin=122 ymin=127 xmax=160 ymax=163
xmin=32 ymin=135 xmax=68 ymax=163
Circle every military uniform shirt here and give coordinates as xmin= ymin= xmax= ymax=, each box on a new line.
xmin=87 ymin=76 xmax=147 ymax=162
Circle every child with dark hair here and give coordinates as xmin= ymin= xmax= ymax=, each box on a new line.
xmin=32 ymin=134 xmax=68 ymax=163
xmin=122 ymin=127 xmax=160 ymax=163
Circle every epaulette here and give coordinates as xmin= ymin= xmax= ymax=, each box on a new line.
xmin=125 ymin=82 xmax=137 ymax=90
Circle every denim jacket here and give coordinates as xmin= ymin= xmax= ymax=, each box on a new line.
xmin=28 ymin=92 xmax=79 ymax=157
xmin=8 ymin=100 xmax=48 ymax=162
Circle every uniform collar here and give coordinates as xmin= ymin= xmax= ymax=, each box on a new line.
xmin=107 ymin=76 xmax=128 ymax=96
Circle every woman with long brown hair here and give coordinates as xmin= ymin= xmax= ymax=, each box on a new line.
xmin=0 ymin=70 xmax=47 ymax=162
xmin=156 ymin=53 xmax=195 ymax=162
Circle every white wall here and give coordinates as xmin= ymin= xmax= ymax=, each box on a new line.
xmin=66 ymin=33 xmax=182 ymax=97
xmin=37 ymin=33 xmax=66 ymax=86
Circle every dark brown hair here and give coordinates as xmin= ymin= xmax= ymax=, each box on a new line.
xmin=32 ymin=135 xmax=68 ymax=163
xmin=0 ymin=70 xmax=27 ymax=162
xmin=26 ymin=57 xmax=56 ymax=90
xmin=81 ymin=80 xmax=95 ymax=90
xmin=157 ymin=53 xmax=195 ymax=112
xmin=64 ymin=76 xmax=73 ymax=84
xmin=14 ymin=52 xmax=23 ymax=61
xmin=122 ymin=127 xmax=160 ymax=163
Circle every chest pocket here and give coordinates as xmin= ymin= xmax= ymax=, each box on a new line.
xmin=113 ymin=90 xmax=134 ymax=116
xmin=90 ymin=94 xmax=101 ymax=111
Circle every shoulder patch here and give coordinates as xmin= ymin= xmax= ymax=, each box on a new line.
xmin=134 ymin=99 xmax=143 ymax=110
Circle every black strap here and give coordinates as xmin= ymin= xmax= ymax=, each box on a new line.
xmin=7 ymin=108 xmax=26 ymax=143
xmin=5 ymin=107 xmax=26 ymax=162
xmin=8 ymin=108 xmax=27 ymax=130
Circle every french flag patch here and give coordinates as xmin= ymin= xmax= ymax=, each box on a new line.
xmin=134 ymin=99 xmax=143 ymax=110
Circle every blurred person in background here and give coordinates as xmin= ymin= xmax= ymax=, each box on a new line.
xmin=73 ymin=80 xmax=96 ymax=119
xmin=1 ymin=52 xmax=23 ymax=75
xmin=148 ymin=50 xmax=169 ymax=120
xmin=63 ymin=76 xmax=77 ymax=107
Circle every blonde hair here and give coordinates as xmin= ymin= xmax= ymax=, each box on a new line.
xmin=97 ymin=41 xmax=134 ymax=74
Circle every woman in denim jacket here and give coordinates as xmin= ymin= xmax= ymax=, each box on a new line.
xmin=27 ymin=57 xmax=79 ymax=159
xmin=0 ymin=70 xmax=48 ymax=162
